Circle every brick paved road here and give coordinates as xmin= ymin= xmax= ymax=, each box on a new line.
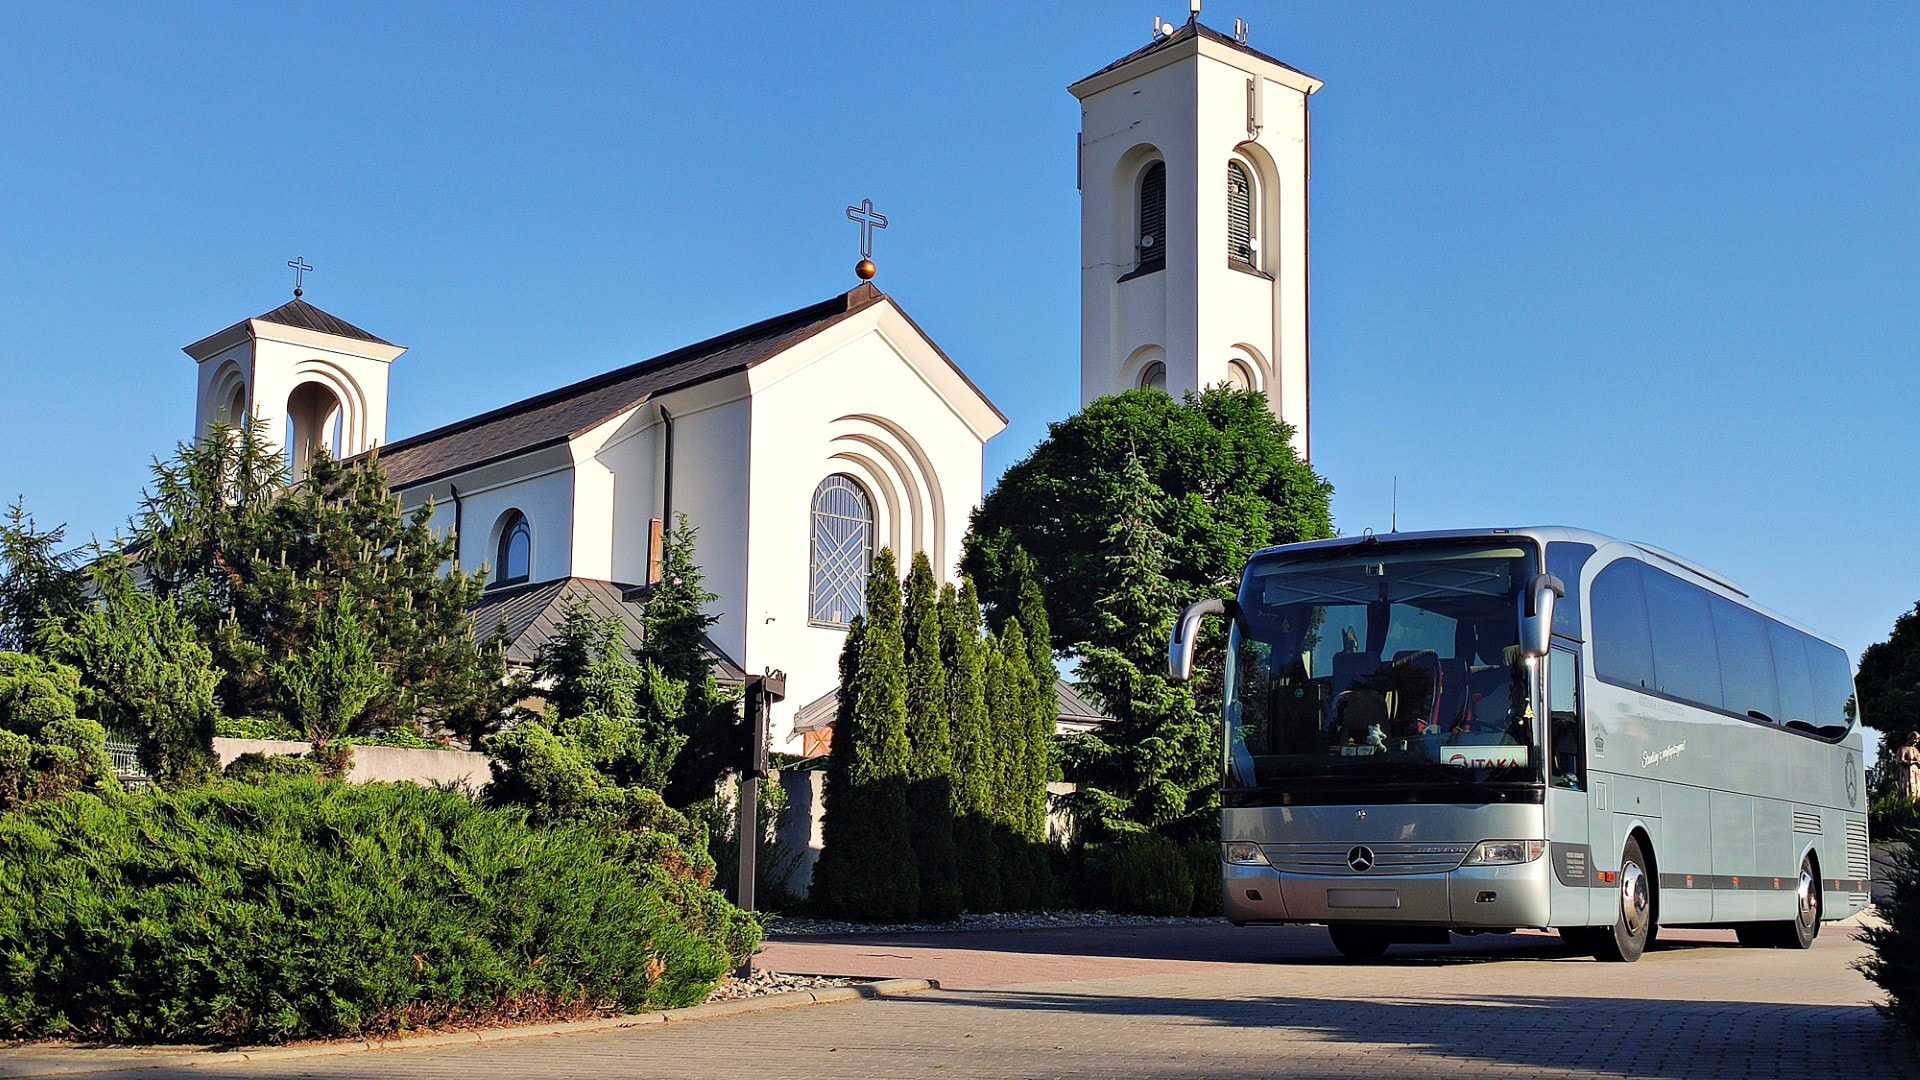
xmin=26 ymin=924 xmax=1920 ymax=1079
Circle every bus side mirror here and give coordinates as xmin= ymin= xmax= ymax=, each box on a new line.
xmin=1520 ymin=573 xmax=1565 ymax=658
xmin=1168 ymin=598 xmax=1228 ymax=682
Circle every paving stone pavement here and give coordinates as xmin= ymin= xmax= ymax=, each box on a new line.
xmin=11 ymin=923 xmax=1916 ymax=1079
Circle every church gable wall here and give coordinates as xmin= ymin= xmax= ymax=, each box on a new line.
xmin=740 ymin=308 xmax=991 ymax=750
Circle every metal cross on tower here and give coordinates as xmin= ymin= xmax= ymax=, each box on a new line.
xmin=287 ymin=256 xmax=314 ymax=298
xmin=845 ymin=198 xmax=887 ymax=281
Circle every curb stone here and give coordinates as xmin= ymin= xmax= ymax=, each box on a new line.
xmin=0 ymin=978 xmax=939 ymax=1078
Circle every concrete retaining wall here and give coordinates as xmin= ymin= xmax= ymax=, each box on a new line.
xmin=213 ymin=738 xmax=492 ymax=791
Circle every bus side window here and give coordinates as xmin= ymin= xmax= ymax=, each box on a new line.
xmin=1549 ymin=646 xmax=1583 ymax=790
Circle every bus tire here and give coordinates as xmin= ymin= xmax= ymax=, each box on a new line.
xmin=1328 ymin=925 xmax=1391 ymax=960
xmin=1592 ymin=837 xmax=1654 ymax=963
xmin=1739 ymin=857 xmax=1821 ymax=949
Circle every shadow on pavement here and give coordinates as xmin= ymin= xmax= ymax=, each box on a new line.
xmin=774 ymin=921 xmax=1746 ymax=968
xmin=883 ymin=987 xmax=1920 ymax=1079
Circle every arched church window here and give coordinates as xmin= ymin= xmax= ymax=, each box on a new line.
xmin=1136 ymin=161 xmax=1166 ymax=273
xmin=1139 ymin=361 xmax=1168 ymax=393
xmin=1227 ymin=160 xmax=1256 ymax=266
xmin=495 ymin=510 xmax=531 ymax=587
xmin=1226 ymin=359 xmax=1254 ymax=391
xmin=809 ymin=474 xmax=873 ymax=627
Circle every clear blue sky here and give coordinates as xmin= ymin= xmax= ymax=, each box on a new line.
xmin=2 ymin=3 xmax=1916 ymax=675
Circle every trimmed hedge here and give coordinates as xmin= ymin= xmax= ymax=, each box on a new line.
xmin=0 ymin=779 xmax=759 ymax=1044
xmin=1109 ymin=833 xmax=1196 ymax=916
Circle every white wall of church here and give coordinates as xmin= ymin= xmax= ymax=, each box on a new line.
xmin=400 ymin=446 xmax=576 ymax=587
xmin=740 ymin=307 xmax=994 ymax=750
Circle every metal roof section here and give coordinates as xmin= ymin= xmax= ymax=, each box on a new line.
xmin=468 ymin=575 xmax=745 ymax=683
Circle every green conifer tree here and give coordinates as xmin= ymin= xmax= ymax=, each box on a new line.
xmin=992 ymin=619 xmax=1037 ymax=909
xmin=1065 ymin=449 xmax=1214 ymax=841
xmin=942 ymin=579 xmax=1002 ymax=912
xmin=645 ymin=515 xmax=743 ymax=807
xmin=43 ymin=557 xmax=221 ymax=785
xmin=809 ymin=549 xmax=920 ymax=921
xmin=902 ymin=553 xmax=962 ymax=920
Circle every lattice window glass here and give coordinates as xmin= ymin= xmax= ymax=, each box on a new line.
xmin=1137 ymin=161 xmax=1166 ymax=272
xmin=1140 ymin=361 xmax=1168 ymax=393
xmin=1227 ymin=160 xmax=1255 ymax=265
xmin=809 ymin=475 xmax=873 ymax=626
xmin=497 ymin=510 xmax=531 ymax=585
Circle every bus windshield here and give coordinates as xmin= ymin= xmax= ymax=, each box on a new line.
xmin=1226 ymin=541 xmax=1541 ymax=800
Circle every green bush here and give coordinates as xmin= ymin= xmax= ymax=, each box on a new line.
xmin=1183 ymin=839 xmax=1223 ymax=917
xmin=1862 ymin=840 xmax=1920 ymax=1037
xmin=221 ymin=751 xmax=323 ymax=784
xmin=0 ymin=778 xmax=758 ymax=1044
xmin=214 ymin=715 xmax=301 ymax=741
xmin=1108 ymin=833 xmax=1196 ymax=916
xmin=0 ymin=653 xmax=115 ymax=809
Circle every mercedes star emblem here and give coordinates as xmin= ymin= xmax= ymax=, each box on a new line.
xmin=1347 ymin=846 xmax=1376 ymax=873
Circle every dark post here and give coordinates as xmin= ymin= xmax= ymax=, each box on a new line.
xmin=736 ymin=669 xmax=784 ymax=978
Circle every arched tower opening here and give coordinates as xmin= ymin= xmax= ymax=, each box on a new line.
xmin=285 ymin=380 xmax=345 ymax=480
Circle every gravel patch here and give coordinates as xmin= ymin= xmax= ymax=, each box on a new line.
xmin=764 ymin=911 xmax=1228 ymax=937
xmin=704 ymin=969 xmax=857 ymax=1001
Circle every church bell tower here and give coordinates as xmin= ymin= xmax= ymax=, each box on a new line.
xmin=1070 ymin=13 xmax=1320 ymax=457
xmin=182 ymin=273 xmax=404 ymax=479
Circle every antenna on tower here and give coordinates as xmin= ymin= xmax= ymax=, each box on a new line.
xmin=1391 ymin=476 xmax=1399 ymax=533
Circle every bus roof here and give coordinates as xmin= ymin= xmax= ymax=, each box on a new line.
xmin=1245 ymin=527 xmax=1844 ymax=651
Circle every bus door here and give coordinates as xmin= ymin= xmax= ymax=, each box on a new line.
xmin=1546 ymin=644 xmax=1591 ymax=924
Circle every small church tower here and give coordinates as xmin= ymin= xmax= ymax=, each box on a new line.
xmin=182 ymin=279 xmax=404 ymax=478
xmin=1070 ymin=12 xmax=1321 ymax=457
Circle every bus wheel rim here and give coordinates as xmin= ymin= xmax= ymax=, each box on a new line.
xmin=1621 ymin=861 xmax=1650 ymax=936
xmin=1798 ymin=867 xmax=1818 ymax=928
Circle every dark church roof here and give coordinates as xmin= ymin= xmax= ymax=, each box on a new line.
xmin=183 ymin=298 xmax=394 ymax=357
xmin=373 ymin=284 xmax=889 ymax=489
xmin=254 ymin=298 xmax=394 ymax=344
xmin=790 ymin=676 xmax=1110 ymax=734
xmin=469 ymin=575 xmax=745 ymax=682
xmin=1071 ymin=19 xmax=1318 ymax=90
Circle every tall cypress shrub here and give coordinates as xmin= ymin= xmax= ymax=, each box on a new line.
xmin=993 ymin=619 xmax=1036 ymax=910
xmin=1012 ymin=552 xmax=1060 ymax=904
xmin=942 ymin=580 xmax=1002 ymax=912
xmin=809 ymin=549 xmax=919 ymax=921
xmin=902 ymin=554 xmax=962 ymax=920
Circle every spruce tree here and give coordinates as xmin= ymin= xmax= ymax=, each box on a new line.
xmin=645 ymin=515 xmax=742 ymax=807
xmin=132 ymin=424 xmax=511 ymax=745
xmin=1065 ymin=449 xmax=1215 ymax=841
xmin=809 ymin=549 xmax=920 ymax=921
xmin=0 ymin=500 xmax=85 ymax=654
xmin=902 ymin=553 xmax=962 ymax=920
xmin=42 ymin=557 xmax=220 ymax=785
xmin=942 ymin=579 xmax=1001 ymax=912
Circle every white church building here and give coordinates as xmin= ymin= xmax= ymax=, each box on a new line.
xmin=176 ymin=13 xmax=1314 ymax=756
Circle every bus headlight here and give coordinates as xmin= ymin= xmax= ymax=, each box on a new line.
xmin=1463 ymin=840 xmax=1546 ymax=866
xmin=1223 ymin=841 xmax=1269 ymax=866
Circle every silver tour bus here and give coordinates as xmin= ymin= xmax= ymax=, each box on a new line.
xmin=1168 ymin=527 xmax=1869 ymax=962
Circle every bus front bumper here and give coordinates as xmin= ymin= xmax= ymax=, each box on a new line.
xmin=1223 ymin=859 xmax=1553 ymax=929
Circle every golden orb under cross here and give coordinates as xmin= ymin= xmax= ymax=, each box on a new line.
xmin=855 ymin=258 xmax=877 ymax=281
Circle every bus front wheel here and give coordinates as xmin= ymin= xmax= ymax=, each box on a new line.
xmin=1591 ymin=837 xmax=1655 ymax=963
xmin=1328 ymin=925 xmax=1392 ymax=961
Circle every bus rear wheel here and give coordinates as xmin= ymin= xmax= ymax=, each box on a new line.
xmin=1590 ymin=837 xmax=1655 ymax=963
xmin=1328 ymin=925 xmax=1392 ymax=960
xmin=1736 ymin=858 xmax=1820 ymax=949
